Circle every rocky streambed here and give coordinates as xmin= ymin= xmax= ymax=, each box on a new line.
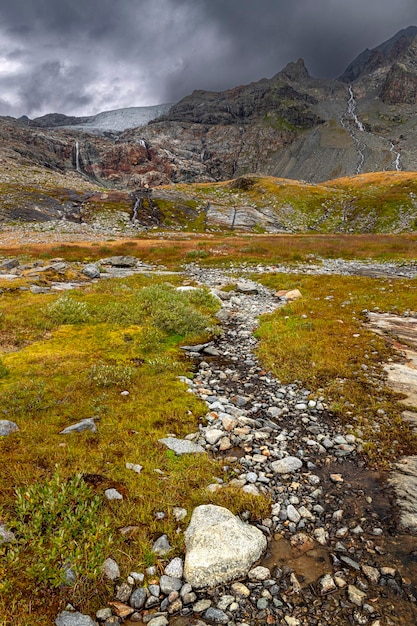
xmin=62 ymin=265 xmax=417 ymax=626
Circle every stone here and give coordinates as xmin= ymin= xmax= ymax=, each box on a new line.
xmin=82 ymin=264 xmax=101 ymax=279
xmin=158 ymin=437 xmax=204 ymax=455
xmin=152 ymin=535 xmax=171 ymax=556
xmin=55 ymin=612 xmax=97 ymax=626
xmin=313 ymin=528 xmax=328 ymax=545
xmin=184 ymin=504 xmax=267 ymax=588
xmin=147 ymin=618 xmax=169 ymax=626
xmin=104 ymin=256 xmax=137 ymax=268
xmin=129 ymin=587 xmax=148 ymax=610
xmin=236 ymin=281 xmax=259 ymax=294
xmin=348 ymin=584 xmax=366 ymax=606
xmin=276 ymin=289 xmax=302 ymax=301
xmin=248 ymin=566 xmax=271 ymax=581
xmin=96 ymin=609 xmax=112 ymax=622
xmin=271 ymin=456 xmax=303 ymax=474
xmin=126 ymin=463 xmax=143 ymax=474
xmin=105 ymin=488 xmax=123 ymax=501
xmin=219 ymin=436 xmax=232 ymax=451
xmin=204 ymin=429 xmax=224 ymax=445
xmin=0 ymin=420 xmax=19 ymax=436
xmin=164 ymin=557 xmax=184 ymax=578
xmin=193 ymin=599 xmax=212 ymax=612
xmin=242 ymin=484 xmax=260 ymax=496
xmin=0 ymin=258 xmax=19 ymax=270
xmin=101 ymin=557 xmax=120 ymax=581
xmin=231 ymin=582 xmax=251 ymax=597
xmin=319 ymin=574 xmax=337 ymax=594
xmin=60 ymin=418 xmax=97 ymax=434
xmin=173 ymin=507 xmax=187 ymax=521
xmin=287 ymin=505 xmax=301 ymax=523
xmin=203 ymin=608 xmax=229 ymax=624
xmin=108 ymin=601 xmax=133 ymax=618
xmin=362 ymin=565 xmax=380 ymax=584
xmin=115 ymin=583 xmax=132 ymax=603
xmin=159 ymin=575 xmax=182 ymax=594
xmin=0 ymin=523 xmax=15 ymax=544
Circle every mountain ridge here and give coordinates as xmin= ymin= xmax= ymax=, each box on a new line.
xmin=1 ymin=26 xmax=417 ymax=193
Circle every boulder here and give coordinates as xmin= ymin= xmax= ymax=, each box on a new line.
xmin=184 ymin=504 xmax=267 ymax=588
xmin=82 ymin=264 xmax=100 ymax=279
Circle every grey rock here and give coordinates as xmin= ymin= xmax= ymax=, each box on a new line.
xmin=203 ymin=607 xmax=229 ymax=624
xmin=55 ymin=611 xmax=97 ymax=626
xmin=101 ymin=557 xmax=120 ymax=581
xmin=193 ymin=599 xmax=212 ymax=612
xmin=96 ymin=609 xmax=112 ymax=622
xmin=158 ymin=437 xmax=204 ymax=455
xmin=0 ymin=420 xmax=18 ymax=436
xmin=149 ymin=584 xmax=160 ymax=597
xmin=236 ymin=281 xmax=259 ymax=294
xmin=130 ymin=587 xmax=148 ymax=610
xmin=104 ymin=488 xmax=123 ymax=501
xmin=184 ymin=504 xmax=267 ymax=588
xmin=164 ymin=557 xmax=183 ymax=578
xmin=104 ymin=256 xmax=137 ymax=268
xmin=0 ymin=258 xmax=19 ymax=270
xmin=115 ymin=582 xmax=132 ymax=603
xmin=60 ymin=418 xmax=97 ymax=434
xmin=271 ymin=456 xmax=302 ymax=474
xmin=152 ymin=534 xmax=171 ymax=556
xmin=82 ymin=264 xmax=100 ymax=278
xmin=125 ymin=463 xmax=143 ymax=474
xmin=0 ymin=523 xmax=15 ymax=544
xmin=160 ymin=575 xmax=182 ymax=594
xmin=340 ymin=555 xmax=360 ymax=571
xmin=287 ymin=505 xmax=301 ymax=523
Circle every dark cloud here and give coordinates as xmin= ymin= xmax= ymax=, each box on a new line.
xmin=0 ymin=0 xmax=416 ymax=117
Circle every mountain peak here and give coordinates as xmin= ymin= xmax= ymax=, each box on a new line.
xmin=339 ymin=25 xmax=417 ymax=82
xmin=279 ymin=58 xmax=310 ymax=81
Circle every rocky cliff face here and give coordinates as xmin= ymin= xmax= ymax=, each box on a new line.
xmin=2 ymin=27 xmax=417 ymax=190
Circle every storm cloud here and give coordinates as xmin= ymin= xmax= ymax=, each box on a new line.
xmin=0 ymin=0 xmax=416 ymax=117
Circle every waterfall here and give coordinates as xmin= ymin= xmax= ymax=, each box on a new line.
xmin=347 ymin=86 xmax=365 ymax=132
xmin=75 ymin=141 xmax=82 ymax=174
xmin=390 ymin=143 xmax=402 ymax=171
xmin=131 ymin=197 xmax=141 ymax=222
xmin=340 ymin=85 xmax=366 ymax=174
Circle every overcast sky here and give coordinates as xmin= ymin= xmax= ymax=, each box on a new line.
xmin=0 ymin=0 xmax=416 ymax=118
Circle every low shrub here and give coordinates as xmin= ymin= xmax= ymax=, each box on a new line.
xmin=46 ymin=296 xmax=91 ymax=325
xmin=89 ymin=362 xmax=136 ymax=388
xmin=2 ymin=472 xmax=112 ymax=588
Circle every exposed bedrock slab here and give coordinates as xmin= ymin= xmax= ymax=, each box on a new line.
xmin=184 ymin=504 xmax=267 ymax=588
xmin=389 ymin=456 xmax=417 ymax=532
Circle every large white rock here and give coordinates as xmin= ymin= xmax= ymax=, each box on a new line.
xmin=184 ymin=504 xmax=267 ymax=588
